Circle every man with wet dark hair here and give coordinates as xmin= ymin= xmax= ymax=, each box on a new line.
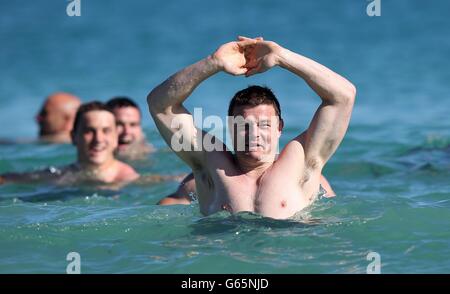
xmin=148 ymin=36 xmax=354 ymax=218
xmin=158 ymin=86 xmax=334 ymax=206
xmin=106 ymin=97 xmax=153 ymax=159
xmin=228 ymin=85 xmax=282 ymax=120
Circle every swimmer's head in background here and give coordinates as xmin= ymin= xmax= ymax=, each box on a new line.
xmin=71 ymin=101 xmax=118 ymax=167
xmin=227 ymin=85 xmax=284 ymax=162
xmin=106 ymin=97 xmax=144 ymax=153
xmin=36 ymin=92 xmax=81 ymax=142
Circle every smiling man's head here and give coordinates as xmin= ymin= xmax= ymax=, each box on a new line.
xmin=71 ymin=102 xmax=118 ymax=167
xmin=106 ymin=97 xmax=144 ymax=154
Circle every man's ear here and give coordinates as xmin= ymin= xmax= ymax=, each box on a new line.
xmin=63 ymin=114 xmax=74 ymax=131
xmin=113 ymin=131 xmax=118 ymax=150
xmin=279 ymin=118 xmax=284 ymax=132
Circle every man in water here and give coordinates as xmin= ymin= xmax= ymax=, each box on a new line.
xmin=157 ymin=173 xmax=197 ymax=205
xmin=148 ymin=36 xmax=355 ymax=219
xmin=106 ymin=97 xmax=153 ymax=160
xmin=0 ymin=101 xmax=139 ymax=186
xmin=36 ymin=92 xmax=82 ymax=143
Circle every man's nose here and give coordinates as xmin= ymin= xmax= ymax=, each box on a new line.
xmin=123 ymin=125 xmax=131 ymax=135
xmin=93 ymin=131 xmax=105 ymax=142
xmin=249 ymin=124 xmax=259 ymax=139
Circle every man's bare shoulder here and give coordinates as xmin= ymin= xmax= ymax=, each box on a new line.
xmin=283 ymin=138 xmax=305 ymax=153
xmin=267 ymin=138 xmax=310 ymax=185
xmin=115 ymin=160 xmax=140 ymax=182
xmin=276 ymin=139 xmax=306 ymax=166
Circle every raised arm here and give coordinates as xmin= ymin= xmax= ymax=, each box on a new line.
xmin=242 ymin=37 xmax=356 ymax=170
xmin=147 ymin=39 xmax=257 ymax=169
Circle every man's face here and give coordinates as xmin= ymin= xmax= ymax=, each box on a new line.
xmin=36 ymin=102 xmax=65 ymax=136
xmin=229 ymin=104 xmax=282 ymax=162
xmin=36 ymin=94 xmax=81 ymax=138
xmin=72 ymin=110 xmax=118 ymax=166
xmin=112 ymin=107 xmax=144 ymax=152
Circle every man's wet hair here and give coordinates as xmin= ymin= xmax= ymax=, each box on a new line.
xmin=72 ymin=101 xmax=115 ymax=134
xmin=106 ymin=96 xmax=141 ymax=114
xmin=228 ymin=85 xmax=282 ymax=120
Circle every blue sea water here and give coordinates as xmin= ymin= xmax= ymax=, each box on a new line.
xmin=0 ymin=0 xmax=450 ymax=273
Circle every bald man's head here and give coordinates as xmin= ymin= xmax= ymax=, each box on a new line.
xmin=36 ymin=92 xmax=81 ymax=143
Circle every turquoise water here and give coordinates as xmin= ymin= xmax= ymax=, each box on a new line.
xmin=1 ymin=0 xmax=450 ymax=273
